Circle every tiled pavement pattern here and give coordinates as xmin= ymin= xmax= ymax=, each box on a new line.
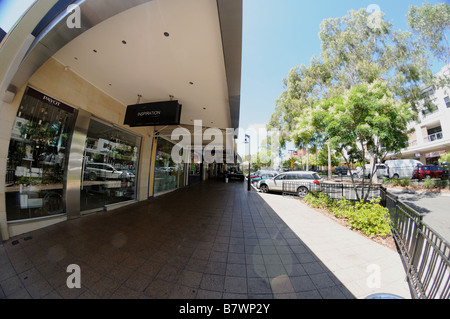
xmin=0 ymin=180 xmax=407 ymax=299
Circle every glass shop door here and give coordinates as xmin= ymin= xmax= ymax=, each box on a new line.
xmin=80 ymin=118 xmax=141 ymax=213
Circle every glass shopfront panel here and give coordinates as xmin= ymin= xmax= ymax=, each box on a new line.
xmin=154 ymin=138 xmax=186 ymax=195
xmin=5 ymin=87 xmax=76 ymax=221
xmin=188 ymin=150 xmax=202 ymax=185
xmin=5 ymin=87 xmax=142 ymax=222
xmin=80 ymin=119 xmax=141 ymax=212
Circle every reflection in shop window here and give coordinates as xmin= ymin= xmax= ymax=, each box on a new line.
xmin=80 ymin=119 xmax=141 ymax=212
xmin=5 ymin=87 xmax=76 ymax=221
xmin=188 ymin=150 xmax=202 ymax=185
xmin=154 ymin=138 xmax=186 ymax=194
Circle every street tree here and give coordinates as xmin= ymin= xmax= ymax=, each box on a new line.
xmin=407 ymin=2 xmax=450 ymax=67
xmin=295 ymin=81 xmax=412 ymax=200
xmin=270 ymin=7 xmax=435 ymax=183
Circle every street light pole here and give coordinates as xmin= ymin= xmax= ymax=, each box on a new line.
xmin=245 ymin=134 xmax=251 ymax=191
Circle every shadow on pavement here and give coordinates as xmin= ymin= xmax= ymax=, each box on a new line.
xmin=0 ymin=180 xmax=355 ymax=299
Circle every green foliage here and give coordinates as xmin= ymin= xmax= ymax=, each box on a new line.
xmin=440 ymin=153 xmax=450 ymax=166
xmin=296 ymin=81 xmax=412 ymax=200
xmin=16 ymin=176 xmax=41 ymax=186
xmin=304 ymin=192 xmax=392 ymax=237
xmin=317 ymin=147 xmax=341 ymax=167
xmin=389 ymin=178 xmax=410 ymax=187
xmin=331 ymin=197 xmax=392 ymax=237
xmin=423 ymin=178 xmax=449 ymax=190
xmin=407 ymin=2 xmax=450 ymax=65
xmin=304 ymin=192 xmax=336 ymax=210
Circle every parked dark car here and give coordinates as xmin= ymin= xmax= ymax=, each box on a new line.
xmin=333 ymin=167 xmax=349 ymax=176
xmin=412 ymin=165 xmax=449 ymax=180
xmin=227 ymin=171 xmax=245 ymax=182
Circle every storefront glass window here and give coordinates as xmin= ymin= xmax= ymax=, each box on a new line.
xmin=154 ymin=138 xmax=185 ymax=194
xmin=188 ymin=150 xmax=201 ymax=185
xmin=5 ymin=87 xmax=76 ymax=221
xmin=80 ymin=119 xmax=141 ymax=212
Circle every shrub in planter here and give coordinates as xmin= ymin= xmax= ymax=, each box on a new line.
xmin=349 ymin=199 xmax=392 ymax=237
xmin=330 ymin=198 xmax=391 ymax=237
xmin=304 ymin=192 xmax=336 ymax=210
xmin=423 ymin=178 xmax=448 ymax=189
xmin=304 ymin=193 xmax=392 ymax=237
xmin=390 ymin=178 xmax=410 ymax=187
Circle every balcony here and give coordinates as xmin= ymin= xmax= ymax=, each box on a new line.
xmin=425 ymin=131 xmax=443 ymax=143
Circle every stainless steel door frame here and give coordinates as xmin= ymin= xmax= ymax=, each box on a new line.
xmin=65 ymin=109 xmax=91 ymax=219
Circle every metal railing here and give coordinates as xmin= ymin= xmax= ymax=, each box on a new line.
xmin=380 ymin=187 xmax=450 ymax=299
xmin=320 ymin=182 xmax=381 ymax=201
xmin=281 ymin=181 xmax=321 ymax=196
xmin=282 ymin=181 xmax=381 ymax=201
xmin=426 ymin=132 xmax=443 ymax=143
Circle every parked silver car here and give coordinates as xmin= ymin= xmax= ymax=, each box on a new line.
xmin=257 ymin=171 xmax=322 ymax=198
xmin=84 ymin=163 xmax=132 ymax=181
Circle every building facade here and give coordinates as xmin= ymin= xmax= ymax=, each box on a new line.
xmin=395 ymin=64 xmax=450 ymax=165
xmin=0 ymin=0 xmax=242 ymax=241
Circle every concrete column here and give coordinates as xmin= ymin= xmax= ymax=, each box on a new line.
xmin=0 ymin=86 xmax=25 ymax=241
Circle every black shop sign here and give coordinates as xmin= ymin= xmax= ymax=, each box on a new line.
xmin=124 ymin=101 xmax=182 ymax=127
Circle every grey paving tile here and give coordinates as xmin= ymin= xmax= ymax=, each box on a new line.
xmin=200 ymin=274 xmax=225 ymax=292
xmin=143 ymin=279 xmax=174 ymax=299
xmin=0 ymin=180 xmax=360 ymax=299
xmin=224 ymin=275 xmax=247 ymax=294
xmin=247 ymin=277 xmax=272 ymax=295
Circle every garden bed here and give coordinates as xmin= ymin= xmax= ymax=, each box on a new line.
xmin=300 ymin=192 xmax=397 ymax=251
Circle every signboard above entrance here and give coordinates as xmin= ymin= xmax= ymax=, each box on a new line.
xmin=124 ymin=101 xmax=182 ymax=127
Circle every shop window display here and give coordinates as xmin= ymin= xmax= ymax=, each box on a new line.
xmin=5 ymin=88 xmax=76 ymax=221
xmin=80 ymin=119 xmax=141 ymax=212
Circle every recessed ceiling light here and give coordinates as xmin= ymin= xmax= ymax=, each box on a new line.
xmin=164 ymin=32 xmax=170 ymax=37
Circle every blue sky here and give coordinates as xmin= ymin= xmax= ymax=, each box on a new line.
xmin=0 ymin=0 xmax=35 ymax=32
xmin=239 ymin=0 xmax=447 ymax=157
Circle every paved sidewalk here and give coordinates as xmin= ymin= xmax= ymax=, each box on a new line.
xmin=257 ymin=192 xmax=411 ymax=299
xmin=0 ymin=180 xmax=410 ymax=299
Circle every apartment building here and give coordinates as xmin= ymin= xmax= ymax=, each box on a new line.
xmin=395 ymin=64 xmax=450 ymax=165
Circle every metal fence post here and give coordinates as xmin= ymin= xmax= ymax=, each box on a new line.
xmin=411 ymin=215 xmax=425 ymax=279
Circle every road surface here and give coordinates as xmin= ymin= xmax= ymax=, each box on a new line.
xmin=387 ymin=188 xmax=450 ymax=244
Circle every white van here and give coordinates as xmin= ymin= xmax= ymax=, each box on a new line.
xmin=356 ymin=164 xmax=388 ymax=179
xmin=384 ymin=159 xmax=423 ymax=179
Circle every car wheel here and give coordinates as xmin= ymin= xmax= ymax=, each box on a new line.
xmin=260 ymin=184 xmax=269 ymax=193
xmin=393 ymin=174 xmax=399 ymax=179
xmin=425 ymin=175 xmax=431 ymax=179
xmin=297 ymin=186 xmax=309 ymax=198
xmin=88 ymin=172 xmax=97 ymax=181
